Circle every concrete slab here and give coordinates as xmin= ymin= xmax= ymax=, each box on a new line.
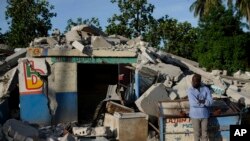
xmin=27 ymin=47 xmax=137 ymax=57
xmin=226 ymin=88 xmax=250 ymax=107
xmin=0 ymin=67 xmax=17 ymax=98
xmin=70 ymin=24 xmax=106 ymax=37
xmin=0 ymin=48 xmax=26 ymax=74
xmin=135 ymin=83 xmax=170 ymax=117
xmin=65 ymin=30 xmax=81 ymax=43
xmin=143 ymin=62 xmax=183 ymax=82
xmin=169 ymin=75 xmax=193 ymax=99
xmin=72 ymin=40 xmax=85 ymax=53
xmin=91 ymin=36 xmax=112 ymax=48
xmin=140 ymin=46 xmax=157 ymax=64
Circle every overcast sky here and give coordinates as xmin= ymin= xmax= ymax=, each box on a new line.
xmin=0 ymin=0 xmax=197 ymax=33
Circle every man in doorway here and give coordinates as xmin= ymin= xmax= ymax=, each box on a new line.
xmin=187 ymin=73 xmax=213 ymax=141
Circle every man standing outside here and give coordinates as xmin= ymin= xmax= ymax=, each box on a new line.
xmin=187 ymin=73 xmax=213 ymax=141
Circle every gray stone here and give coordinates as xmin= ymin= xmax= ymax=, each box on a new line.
xmin=163 ymin=77 xmax=173 ymax=88
xmin=169 ymin=75 xmax=193 ymax=99
xmin=228 ymin=85 xmax=239 ymax=92
xmin=91 ymin=36 xmax=112 ymax=48
xmin=211 ymin=69 xmax=223 ymax=76
xmin=65 ymin=30 xmax=81 ymax=44
xmin=223 ymin=70 xmax=228 ymax=75
xmin=0 ymin=67 xmax=17 ymax=98
xmin=127 ymin=36 xmax=143 ymax=47
xmin=135 ymin=83 xmax=170 ymax=117
xmin=226 ymin=88 xmax=250 ymax=107
xmin=143 ymin=62 xmax=183 ymax=82
xmin=233 ymin=70 xmax=250 ymax=80
xmin=108 ymin=34 xmax=129 ymax=43
xmin=72 ymin=40 xmax=85 ymax=53
xmin=70 ymin=24 xmax=106 ymax=36
xmin=0 ymin=49 xmax=26 ymax=74
xmin=46 ymin=37 xmax=58 ymax=47
xmin=2 ymin=119 xmax=39 ymax=140
xmin=140 ymin=46 xmax=157 ymax=64
xmin=106 ymin=85 xmax=121 ymax=101
xmin=33 ymin=37 xmax=47 ymax=45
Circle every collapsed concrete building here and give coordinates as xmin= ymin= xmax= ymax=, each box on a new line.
xmin=0 ymin=24 xmax=250 ymax=141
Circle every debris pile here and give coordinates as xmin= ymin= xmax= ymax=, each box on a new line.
xmin=0 ymin=24 xmax=250 ymax=141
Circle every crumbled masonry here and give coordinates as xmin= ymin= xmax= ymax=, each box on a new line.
xmin=0 ymin=24 xmax=250 ymax=141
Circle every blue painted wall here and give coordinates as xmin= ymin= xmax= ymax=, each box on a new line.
xmin=20 ymin=92 xmax=77 ymax=125
xmin=55 ymin=92 xmax=77 ymax=123
xmin=20 ymin=94 xmax=51 ymax=125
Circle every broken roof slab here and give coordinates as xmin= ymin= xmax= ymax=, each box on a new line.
xmin=27 ymin=47 xmax=138 ymax=64
xmin=50 ymin=57 xmax=137 ymax=64
xmin=70 ymin=24 xmax=106 ymax=37
xmin=27 ymin=47 xmax=137 ymax=57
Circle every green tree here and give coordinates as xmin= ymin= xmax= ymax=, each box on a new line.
xmin=190 ymin=0 xmax=222 ymax=19
xmin=236 ymin=0 xmax=250 ymax=25
xmin=64 ymin=17 xmax=102 ymax=32
xmin=106 ymin=0 xmax=155 ymax=39
xmin=5 ymin=0 xmax=56 ymax=48
xmin=194 ymin=5 xmax=250 ymax=74
xmin=190 ymin=0 xmax=250 ymax=26
xmin=157 ymin=16 xmax=198 ymax=59
xmin=0 ymin=28 xmax=4 ymax=43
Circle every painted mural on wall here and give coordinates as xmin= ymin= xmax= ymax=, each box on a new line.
xmin=18 ymin=58 xmax=48 ymax=95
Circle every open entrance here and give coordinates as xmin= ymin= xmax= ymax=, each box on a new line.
xmin=77 ymin=64 xmax=118 ymax=124
xmin=77 ymin=63 xmax=133 ymax=124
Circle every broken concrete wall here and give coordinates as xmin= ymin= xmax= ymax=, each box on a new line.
xmin=0 ymin=48 xmax=26 ymax=75
xmin=233 ymin=70 xmax=250 ymax=80
xmin=0 ymin=67 xmax=17 ymax=98
xmin=91 ymin=36 xmax=113 ymax=48
xmin=18 ymin=58 xmax=77 ymax=125
xmin=142 ymin=62 xmax=184 ymax=82
xmin=18 ymin=58 xmax=51 ymax=124
xmin=53 ymin=62 xmax=78 ymax=123
xmin=169 ymin=74 xmax=193 ymax=99
xmin=2 ymin=23 xmax=249 ymax=140
xmin=135 ymin=83 xmax=170 ymax=117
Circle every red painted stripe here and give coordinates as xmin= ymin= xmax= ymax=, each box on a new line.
xmin=20 ymin=91 xmax=43 ymax=95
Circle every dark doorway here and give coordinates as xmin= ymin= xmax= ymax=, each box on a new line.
xmin=77 ymin=64 xmax=118 ymax=124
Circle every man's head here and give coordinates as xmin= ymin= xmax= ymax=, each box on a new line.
xmin=192 ymin=73 xmax=201 ymax=88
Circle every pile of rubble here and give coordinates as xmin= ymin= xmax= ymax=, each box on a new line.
xmin=0 ymin=24 xmax=250 ymax=141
